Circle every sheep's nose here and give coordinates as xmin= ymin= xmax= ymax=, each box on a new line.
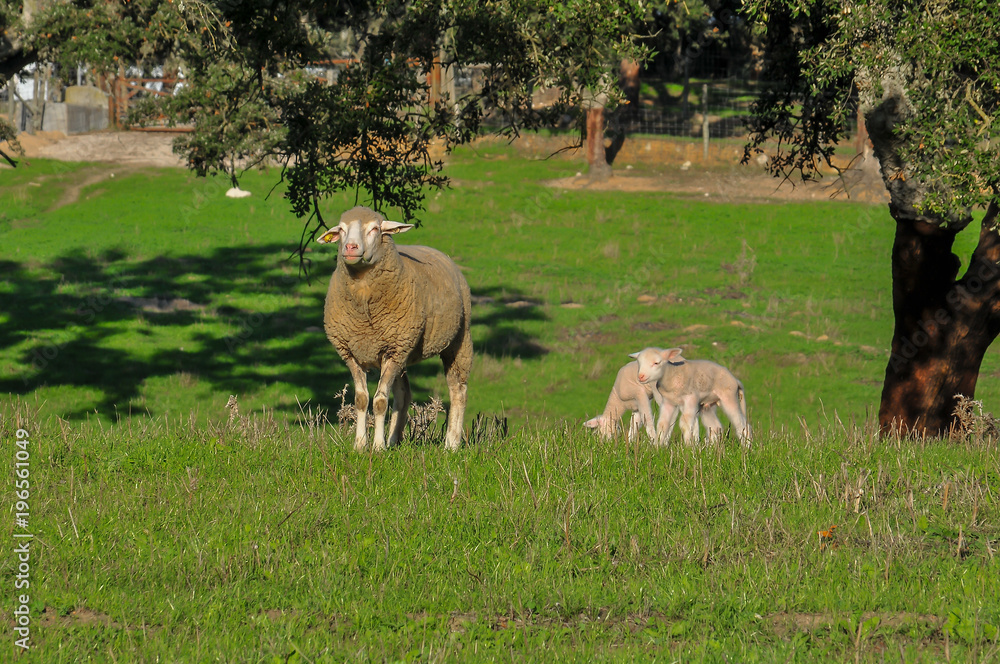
xmin=638 ymin=373 xmax=646 ymax=382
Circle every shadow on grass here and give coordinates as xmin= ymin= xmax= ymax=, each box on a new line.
xmin=470 ymin=286 xmax=549 ymax=360
xmin=1 ymin=245 xmax=546 ymax=421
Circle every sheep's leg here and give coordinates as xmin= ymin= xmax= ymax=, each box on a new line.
xmin=636 ymin=391 xmax=656 ymax=441
xmin=679 ymin=396 xmax=701 ymax=446
xmin=701 ymin=403 xmax=723 ymax=443
xmin=626 ymin=413 xmax=639 ymax=442
xmin=345 ymin=358 xmax=369 ymax=452
xmin=656 ymin=402 xmax=680 ymax=446
xmin=441 ymin=330 xmax=472 ymax=451
xmin=372 ymin=359 xmax=404 ymax=452
xmin=719 ymin=387 xmax=752 ymax=446
xmin=387 ymin=372 xmax=411 ymax=446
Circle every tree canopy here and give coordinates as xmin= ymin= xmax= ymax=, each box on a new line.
xmin=743 ymin=0 xmax=1000 ymax=221
xmin=12 ymin=1 xmax=647 ymax=248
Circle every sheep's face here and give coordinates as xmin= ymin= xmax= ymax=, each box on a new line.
xmin=316 ymin=207 xmax=413 ymax=267
xmin=630 ymin=347 xmax=684 ymax=384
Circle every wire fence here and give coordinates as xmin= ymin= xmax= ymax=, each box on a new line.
xmin=454 ymin=69 xmax=859 ymax=141
xmin=4 ymin=60 xmax=861 ymax=145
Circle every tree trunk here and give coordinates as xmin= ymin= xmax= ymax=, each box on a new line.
xmin=585 ymin=105 xmax=612 ymax=181
xmin=863 ymin=78 xmax=1000 ymax=436
xmin=879 ymin=201 xmax=1000 ymax=435
xmin=619 ymin=59 xmax=640 ymax=121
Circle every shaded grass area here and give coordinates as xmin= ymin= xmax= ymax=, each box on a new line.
xmin=1 ymin=142 xmax=998 ymax=433
xmin=2 ymin=402 xmax=998 ymax=661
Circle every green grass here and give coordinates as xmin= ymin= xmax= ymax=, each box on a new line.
xmin=3 ymin=400 xmax=998 ymax=661
xmin=2 ymin=139 xmax=1000 ymax=660
xmin=2 ymin=143 xmax=999 ymax=431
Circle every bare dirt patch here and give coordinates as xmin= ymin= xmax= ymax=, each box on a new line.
xmin=11 ymin=130 xmax=890 ymax=205
xmin=768 ymin=611 xmax=943 ymax=637
xmin=546 ymin=164 xmax=888 ymax=205
xmin=13 ymin=130 xmax=184 ymax=168
xmin=38 ymin=606 xmax=124 ymax=630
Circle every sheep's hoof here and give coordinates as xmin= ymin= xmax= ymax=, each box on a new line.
xmin=353 ymin=438 xmax=369 ymax=453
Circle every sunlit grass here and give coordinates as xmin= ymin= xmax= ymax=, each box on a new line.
xmin=3 ymin=399 xmax=997 ymax=661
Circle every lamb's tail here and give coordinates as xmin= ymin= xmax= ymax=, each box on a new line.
xmin=583 ymin=414 xmax=617 ymax=439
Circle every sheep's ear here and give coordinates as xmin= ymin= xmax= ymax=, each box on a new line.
xmin=628 ymin=351 xmax=640 ymax=359
xmin=316 ymin=227 xmax=341 ymax=244
xmin=663 ymin=347 xmax=685 ymax=362
xmin=380 ymin=220 xmax=414 ymax=236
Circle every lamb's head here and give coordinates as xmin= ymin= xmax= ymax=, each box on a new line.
xmin=630 ymin=347 xmax=684 ymax=385
xmin=316 ymin=206 xmax=413 ymax=268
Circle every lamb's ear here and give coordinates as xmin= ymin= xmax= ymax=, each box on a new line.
xmin=628 ymin=351 xmax=640 ymax=359
xmin=316 ymin=227 xmax=341 ymax=244
xmin=380 ymin=220 xmax=414 ymax=236
xmin=663 ymin=347 xmax=685 ymax=362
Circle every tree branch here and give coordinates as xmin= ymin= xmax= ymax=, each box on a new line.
xmin=0 ymin=49 xmax=35 ymax=84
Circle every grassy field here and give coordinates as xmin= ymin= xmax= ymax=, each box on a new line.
xmin=2 ymin=139 xmax=999 ymax=660
xmin=4 ymin=143 xmax=997 ymax=430
xmin=3 ymin=400 xmax=999 ymax=661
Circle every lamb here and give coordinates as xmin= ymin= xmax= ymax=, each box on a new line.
xmin=583 ymin=361 xmax=657 ymax=441
xmin=630 ymin=347 xmax=751 ymax=446
xmin=317 ymin=206 xmax=473 ymax=452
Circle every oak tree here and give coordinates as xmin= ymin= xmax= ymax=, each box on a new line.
xmin=743 ymin=0 xmax=1000 ymax=435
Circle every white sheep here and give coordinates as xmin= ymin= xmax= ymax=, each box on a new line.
xmin=318 ymin=206 xmax=473 ymax=452
xmin=583 ymin=361 xmax=657 ymax=441
xmin=630 ymin=347 xmax=751 ymax=446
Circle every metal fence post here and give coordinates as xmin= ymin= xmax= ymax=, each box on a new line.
xmin=702 ymin=83 xmax=709 ymax=161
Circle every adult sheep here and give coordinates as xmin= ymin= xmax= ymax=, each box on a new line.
xmin=318 ymin=206 xmax=473 ymax=452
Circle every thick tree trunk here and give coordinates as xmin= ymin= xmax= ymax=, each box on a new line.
xmin=879 ymin=201 xmax=1000 ymax=435
xmin=861 ymin=77 xmax=1000 ymax=436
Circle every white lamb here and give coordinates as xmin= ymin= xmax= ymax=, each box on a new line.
xmin=631 ymin=347 xmax=751 ymax=446
xmin=583 ymin=361 xmax=657 ymax=441
xmin=318 ymin=206 xmax=473 ymax=452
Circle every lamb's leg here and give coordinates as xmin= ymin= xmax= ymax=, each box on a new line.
xmin=719 ymin=387 xmax=752 ymax=446
xmin=655 ymin=401 xmax=680 ymax=446
xmin=679 ymin=395 xmax=701 ymax=446
xmin=387 ymin=372 xmax=411 ymax=446
xmin=700 ymin=403 xmax=723 ymax=443
xmin=636 ymin=391 xmax=656 ymax=441
xmin=345 ymin=358 xmax=369 ymax=452
xmin=626 ymin=413 xmax=639 ymax=442
xmin=441 ymin=329 xmax=472 ymax=451
xmin=372 ymin=358 xmax=404 ymax=451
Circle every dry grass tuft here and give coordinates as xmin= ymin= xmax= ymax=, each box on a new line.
xmin=334 ymin=384 xmax=356 ymax=427
xmin=469 ymin=411 xmax=509 ymax=446
xmin=952 ymin=394 xmax=1000 ymax=443
xmin=407 ymin=396 xmax=445 ymax=444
